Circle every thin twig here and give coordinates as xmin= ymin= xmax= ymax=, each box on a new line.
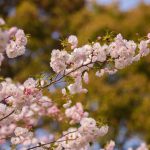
xmin=0 ymin=96 xmax=12 ymax=105
xmin=40 ymin=47 xmax=109 ymax=90
xmin=27 ymin=130 xmax=78 ymax=150
xmin=41 ymin=61 xmax=94 ymax=89
xmin=0 ymin=110 xmax=15 ymax=122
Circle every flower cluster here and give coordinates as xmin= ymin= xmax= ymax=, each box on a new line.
xmin=0 ymin=18 xmax=150 ymax=150
xmin=0 ymin=78 xmax=62 ymax=144
xmin=50 ymin=34 xmax=150 ymax=94
xmin=0 ymin=18 xmax=27 ymax=66
xmin=11 ymin=127 xmax=38 ymax=145
xmin=65 ymin=102 xmax=89 ymax=124
xmin=55 ymin=117 xmax=108 ymax=150
xmin=6 ymin=28 xmax=27 ymax=58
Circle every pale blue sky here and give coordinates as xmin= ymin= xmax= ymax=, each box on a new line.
xmin=96 ymin=0 xmax=150 ymax=11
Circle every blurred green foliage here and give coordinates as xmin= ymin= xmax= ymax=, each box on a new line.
xmin=0 ymin=0 xmax=150 ymax=144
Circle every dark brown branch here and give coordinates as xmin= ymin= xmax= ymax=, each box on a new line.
xmin=0 ymin=109 xmax=15 ymax=122
xmin=40 ymin=47 xmax=109 ymax=90
xmin=27 ymin=130 xmax=78 ymax=150
xmin=40 ymin=61 xmax=94 ymax=89
xmin=0 ymin=96 xmax=11 ymax=105
xmin=27 ymin=138 xmax=77 ymax=150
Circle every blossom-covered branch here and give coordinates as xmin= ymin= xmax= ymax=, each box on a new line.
xmin=0 ymin=18 xmax=149 ymax=150
xmin=47 ymin=34 xmax=150 ymax=95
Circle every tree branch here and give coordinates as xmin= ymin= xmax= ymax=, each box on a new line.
xmin=27 ymin=130 xmax=78 ymax=150
xmin=0 ymin=109 xmax=15 ymax=122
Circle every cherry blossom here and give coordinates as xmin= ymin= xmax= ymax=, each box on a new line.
xmin=65 ymin=103 xmax=89 ymax=124
xmin=0 ymin=18 xmax=150 ymax=150
xmin=55 ymin=117 xmax=108 ymax=150
xmin=68 ymin=35 xmax=78 ymax=49
xmin=0 ymin=18 xmax=5 ymax=25
xmin=50 ymin=34 xmax=150 ymax=95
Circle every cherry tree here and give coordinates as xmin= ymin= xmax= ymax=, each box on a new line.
xmin=0 ymin=18 xmax=149 ymax=150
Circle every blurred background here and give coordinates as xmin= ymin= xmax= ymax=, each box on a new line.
xmin=0 ymin=0 xmax=150 ymax=149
